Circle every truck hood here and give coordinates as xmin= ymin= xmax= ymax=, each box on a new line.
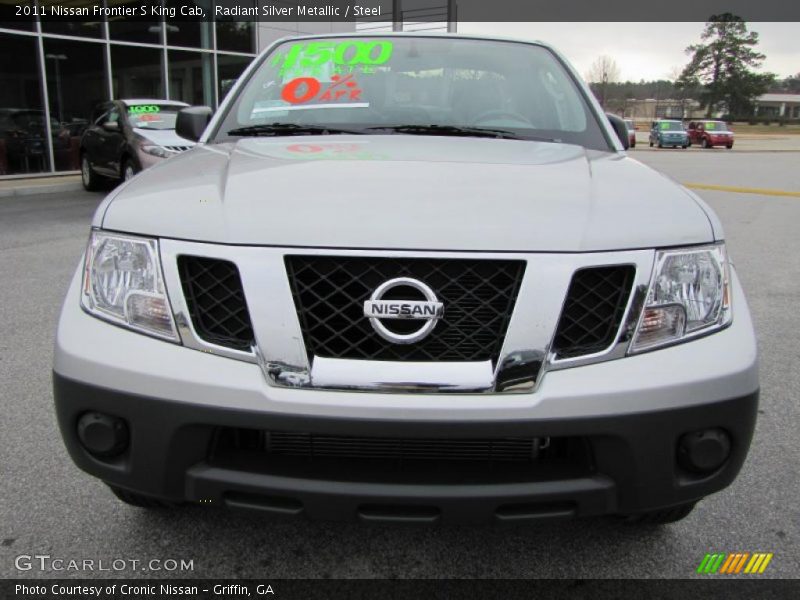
xmin=99 ymin=135 xmax=714 ymax=252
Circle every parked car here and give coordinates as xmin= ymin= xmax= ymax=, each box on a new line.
xmin=624 ymin=118 xmax=636 ymax=148
xmin=687 ymin=120 xmax=734 ymax=149
xmin=649 ymin=119 xmax=689 ymax=148
xmin=80 ymin=99 xmax=194 ymax=190
xmin=54 ymin=34 xmax=758 ymax=526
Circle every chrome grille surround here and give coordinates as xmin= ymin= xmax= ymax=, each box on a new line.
xmin=159 ymin=240 xmax=655 ymax=394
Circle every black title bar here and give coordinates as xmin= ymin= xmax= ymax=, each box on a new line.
xmin=3 ymin=579 xmax=800 ymax=600
xmin=7 ymin=0 xmax=800 ymax=22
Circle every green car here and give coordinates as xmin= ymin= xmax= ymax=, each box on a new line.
xmin=649 ymin=120 xmax=689 ymax=149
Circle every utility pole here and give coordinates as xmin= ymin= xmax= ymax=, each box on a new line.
xmin=392 ymin=0 xmax=403 ymax=31
xmin=601 ymin=71 xmax=608 ymax=109
xmin=447 ymin=0 xmax=457 ymax=32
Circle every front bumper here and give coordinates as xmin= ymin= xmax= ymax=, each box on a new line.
xmin=53 ymin=262 xmax=759 ymax=522
xmin=54 ymin=373 xmax=757 ymax=522
xmin=135 ymin=148 xmax=166 ymax=171
xmin=707 ymin=136 xmax=734 ymax=147
xmin=660 ymin=136 xmax=688 ymax=147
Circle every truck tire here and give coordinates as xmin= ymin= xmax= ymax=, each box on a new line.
xmin=108 ymin=485 xmax=177 ymax=509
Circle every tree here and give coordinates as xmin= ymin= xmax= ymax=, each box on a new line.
xmin=677 ymin=14 xmax=775 ymax=117
xmin=668 ymin=66 xmax=699 ymax=118
xmin=772 ymin=73 xmax=800 ymax=93
xmin=585 ymin=56 xmax=620 ymax=109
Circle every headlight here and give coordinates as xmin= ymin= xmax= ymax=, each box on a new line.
xmin=141 ymin=145 xmax=173 ymax=158
xmin=630 ymin=243 xmax=731 ymax=352
xmin=81 ymin=231 xmax=179 ymax=341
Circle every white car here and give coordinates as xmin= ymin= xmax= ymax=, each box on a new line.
xmin=55 ymin=34 xmax=758 ymax=525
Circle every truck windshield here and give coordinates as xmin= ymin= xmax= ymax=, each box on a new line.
xmin=212 ymin=36 xmax=610 ymax=150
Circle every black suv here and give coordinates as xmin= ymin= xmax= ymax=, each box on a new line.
xmin=80 ymin=99 xmax=192 ymax=190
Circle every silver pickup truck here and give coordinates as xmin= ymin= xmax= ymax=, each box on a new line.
xmin=53 ymin=33 xmax=758 ymax=525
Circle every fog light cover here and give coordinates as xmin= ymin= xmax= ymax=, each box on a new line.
xmin=677 ymin=428 xmax=731 ymax=474
xmin=81 ymin=231 xmax=179 ymax=341
xmin=631 ymin=243 xmax=731 ymax=352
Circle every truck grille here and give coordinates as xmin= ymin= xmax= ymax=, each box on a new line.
xmin=284 ymin=256 xmax=526 ymax=363
xmin=178 ymin=256 xmax=255 ymax=351
xmin=552 ymin=265 xmax=635 ymax=358
xmin=210 ymin=428 xmax=593 ymax=484
xmin=228 ymin=430 xmax=542 ymax=462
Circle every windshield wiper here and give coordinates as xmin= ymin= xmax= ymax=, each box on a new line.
xmin=225 ymin=123 xmax=365 ymax=137
xmin=365 ymin=124 xmax=536 ymax=141
xmin=370 ymin=124 xmax=563 ymax=143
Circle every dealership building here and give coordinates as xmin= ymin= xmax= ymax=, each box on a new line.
xmin=0 ymin=1 xmax=352 ymax=179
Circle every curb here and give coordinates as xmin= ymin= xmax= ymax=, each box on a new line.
xmin=0 ymin=180 xmax=84 ymax=198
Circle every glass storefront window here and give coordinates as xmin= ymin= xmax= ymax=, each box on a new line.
xmin=169 ymin=50 xmax=215 ymax=106
xmin=0 ymin=0 xmax=35 ymax=31
xmin=107 ymin=0 xmax=163 ymax=43
xmin=112 ymin=45 xmax=165 ymax=99
xmin=166 ymin=0 xmax=212 ymax=49
xmin=0 ymin=9 xmax=259 ymax=178
xmin=39 ymin=0 xmax=103 ymax=38
xmin=41 ymin=20 xmax=104 ymax=38
xmin=215 ymin=1 xmax=256 ymax=53
xmin=43 ymin=39 xmax=109 ymax=171
xmin=217 ymin=54 xmax=252 ymax=102
xmin=0 ymin=32 xmax=50 ymax=175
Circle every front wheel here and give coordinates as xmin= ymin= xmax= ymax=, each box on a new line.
xmin=80 ymin=154 xmax=102 ymax=191
xmin=726 ymin=143 xmax=734 ymax=149
xmin=121 ymin=157 xmax=139 ymax=183
xmin=649 ymin=140 xmax=654 ymax=147
xmin=623 ymin=502 xmax=696 ymax=525
xmin=701 ymin=138 xmax=710 ymax=149
xmin=682 ymin=144 xmax=688 ymax=149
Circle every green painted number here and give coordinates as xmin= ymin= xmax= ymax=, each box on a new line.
xmin=277 ymin=40 xmax=393 ymax=72
xmin=129 ymin=105 xmax=160 ymax=114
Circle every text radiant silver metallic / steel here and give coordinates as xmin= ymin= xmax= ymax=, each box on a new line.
xmin=157 ymin=239 xmax=657 ymax=394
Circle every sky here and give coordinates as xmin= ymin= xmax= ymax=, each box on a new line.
xmin=457 ymin=22 xmax=799 ymax=81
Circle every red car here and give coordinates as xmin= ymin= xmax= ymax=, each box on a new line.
xmin=687 ymin=120 xmax=734 ymax=149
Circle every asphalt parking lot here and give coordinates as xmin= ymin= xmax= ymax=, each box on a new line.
xmin=1 ymin=144 xmax=799 ymax=579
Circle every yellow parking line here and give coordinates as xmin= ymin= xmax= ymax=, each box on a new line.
xmin=684 ymin=183 xmax=800 ymax=198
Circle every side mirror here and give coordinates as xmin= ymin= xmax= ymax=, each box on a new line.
xmin=176 ymin=106 xmax=213 ymax=142
xmin=606 ymin=113 xmax=630 ymax=150
xmin=102 ymin=121 xmax=119 ymax=132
